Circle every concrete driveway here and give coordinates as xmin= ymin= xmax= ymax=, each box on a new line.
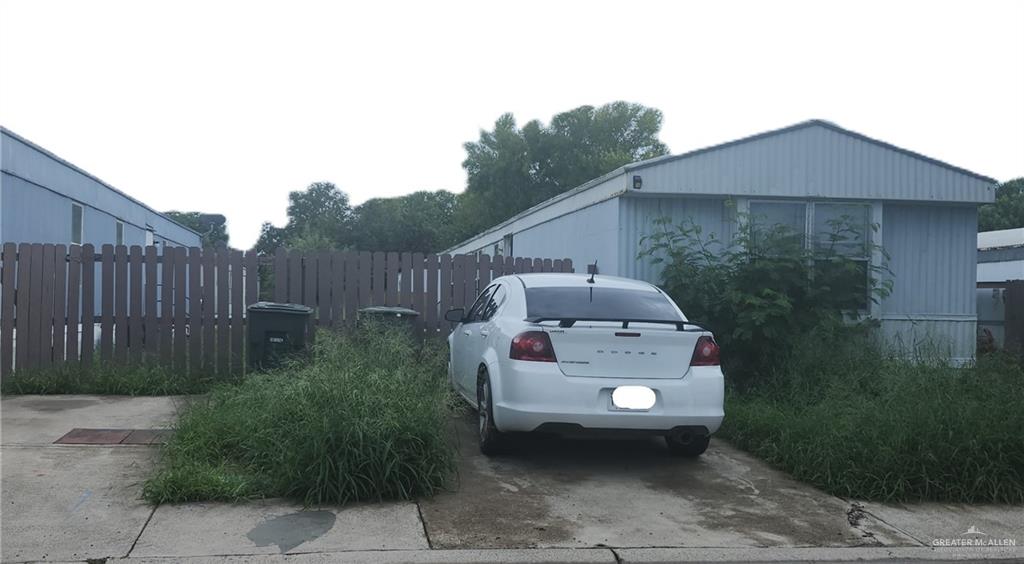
xmin=2 ymin=396 xmax=1021 ymax=563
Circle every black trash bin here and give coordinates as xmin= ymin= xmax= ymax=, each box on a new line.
xmin=358 ymin=306 xmax=420 ymax=334
xmin=248 ymin=302 xmax=313 ymax=370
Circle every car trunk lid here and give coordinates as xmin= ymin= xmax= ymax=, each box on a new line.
xmin=542 ymin=323 xmax=701 ymax=379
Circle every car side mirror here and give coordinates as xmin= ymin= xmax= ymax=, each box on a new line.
xmin=444 ymin=308 xmax=465 ymax=323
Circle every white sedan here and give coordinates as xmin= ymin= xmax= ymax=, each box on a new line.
xmin=445 ymin=273 xmax=725 ymax=456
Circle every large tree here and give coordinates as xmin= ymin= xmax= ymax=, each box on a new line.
xmin=350 ymin=190 xmax=458 ymax=252
xmin=164 ymin=211 xmax=229 ymax=248
xmin=255 ymin=181 xmax=352 ymax=253
xmin=454 ymin=101 xmax=669 ymax=241
xmin=979 ymin=177 xmax=1024 ymax=232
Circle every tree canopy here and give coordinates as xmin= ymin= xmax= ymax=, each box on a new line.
xmin=979 ymin=177 xmax=1024 ymax=232
xmin=164 ymin=211 xmax=229 ymax=248
xmin=253 ymin=101 xmax=670 ymax=253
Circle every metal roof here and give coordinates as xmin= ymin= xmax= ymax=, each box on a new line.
xmin=0 ymin=126 xmax=202 ymax=237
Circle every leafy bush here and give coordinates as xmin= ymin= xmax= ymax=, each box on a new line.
xmin=639 ymin=210 xmax=891 ymax=384
xmin=720 ymin=330 xmax=1024 ymax=503
xmin=0 ymin=361 xmax=228 ymax=395
xmin=144 ymin=323 xmax=455 ymax=505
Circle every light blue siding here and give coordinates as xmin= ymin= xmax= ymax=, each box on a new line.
xmin=1 ymin=128 xmax=200 ymax=248
xmin=632 ymin=123 xmax=994 ymax=203
xmin=618 ymin=196 xmax=732 ymax=282
xmin=504 ymin=198 xmax=620 ymax=274
xmin=880 ymin=203 xmax=978 ymax=362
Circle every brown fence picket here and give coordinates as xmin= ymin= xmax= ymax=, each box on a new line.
xmin=411 ymin=252 xmax=425 ymax=335
xmin=287 ymin=250 xmax=302 ymax=304
xmin=113 ymin=245 xmax=129 ymax=364
xmin=343 ymin=252 xmax=358 ymax=325
xmin=478 ymin=254 xmax=491 ymax=290
xmin=39 ymin=244 xmax=56 ymax=369
xmin=303 ymin=253 xmax=317 ymax=313
xmin=400 ymin=252 xmax=413 ymax=308
xmin=1 ymin=244 xmax=16 ymax=378
xmin=372 ymin=252 xmax=385 ymax=306
xmin=98 ymin=244 xmax=114 ymax=362
xmin=80 ymin=244 xmax=95 ymax=369
xmin=358 ymin=251 xmax=372 ymax=309
xmin=245 ymin=251 xmax=259 ymax=307
xmin=330 ymin=252 xmax=344 ymax=327
xmin=14 ymin=244 xmax=31 ymax=370
xmin=385 ymin=252 xmax=399 ymax=306
xmin=216 ymin=250 xmax=230 ymax=374
xmin=451 ymin=254 xmax=465 ymax=309
xmin=173 ymin=247 xmax=187 ymax=372
xmin=424 ymin=254 xmax=438 ymax=336
xmin=274 ymin=248 xmax=288 ymax=302
xmin=439 ymin=254 xmax=452 ymax=320
xmin=465 ymin=254 xmax=478 ymax=304
xmin=317 ymin=251 xmax=332 ymax=325
xmin=188 ymin=247 xmax=202 ymax=373
xmin=127 ymin=246 xmax=143 ymax=364
xmin=143 ymin=246 xmax=158 ymax=359
xmin=159 ymin=247 xmax=174 ymax=364
xmin=52 ymin=244 xmax=68 ymax=366
xmin=230 ymin=249 xmax=244 ymax=374
xmin=66 ymin=245 xmax=82 ymax=364
xmin=202 ymin=248 xmax=215 ymax=373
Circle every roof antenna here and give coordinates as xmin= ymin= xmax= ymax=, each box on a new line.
xmin=587 ymin=260 xmax=598 ymax=284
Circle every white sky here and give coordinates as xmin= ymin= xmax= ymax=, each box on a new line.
xmin=2 ymin=0 xmax=1022 ymax=249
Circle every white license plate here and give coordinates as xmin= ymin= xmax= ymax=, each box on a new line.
xmin=611 ymin=386 xmax=656 ymax=410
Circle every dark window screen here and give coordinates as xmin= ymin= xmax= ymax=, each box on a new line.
xmin=525 ymin=287 xmax=681 ymax=320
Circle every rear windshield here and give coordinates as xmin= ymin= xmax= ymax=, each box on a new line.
xmin=525 ymin=286 xmax=681 ymax=321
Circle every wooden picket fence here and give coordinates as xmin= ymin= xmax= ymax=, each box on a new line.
xmin=0 ymin=243 xmax=572 ymax=379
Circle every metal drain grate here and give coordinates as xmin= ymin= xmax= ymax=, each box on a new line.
xmin=54 ymin=428 xmax=170 ymax=445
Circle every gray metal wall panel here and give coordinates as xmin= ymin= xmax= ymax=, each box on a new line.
xmin=880 ymin=203 xmax=978 ymax=361
xmin=633 ymin=125 xmax=994 ymax=203
xmin=882 ymin=204 xmax=977 ymax=316
xmin=507 ymin=198 xmax=619 ymax=274
xmin=1 ymin=131 xmax=200 ymax=247
xmin=618 ymin=196 xmax=731 ymax=283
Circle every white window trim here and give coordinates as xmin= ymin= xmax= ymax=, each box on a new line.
xmin=115 ymin=220 xmax=125 ymax=246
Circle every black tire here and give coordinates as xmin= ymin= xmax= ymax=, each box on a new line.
xmin=665 ymin=434 xmax=710 ymax=457
xmin=476 ymin=370 xmax=504 ymax=455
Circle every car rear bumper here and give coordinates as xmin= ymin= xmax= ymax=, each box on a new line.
xmin=491 ymin=362 xmax=725 ymax=433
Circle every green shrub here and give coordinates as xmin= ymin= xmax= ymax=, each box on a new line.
xmin=144 ymin=323 xmax=455 ymax=505
xmin=639 ymin=210 xmax=891 ymax=385
xmin=0 ymin=361 xmax=227 ymax=395
xmin=720 ymin=331 xmax=1024 ymax=503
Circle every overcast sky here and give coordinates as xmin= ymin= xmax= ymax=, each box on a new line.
xmin=2 ymin=0 xmax=1022 ymax=249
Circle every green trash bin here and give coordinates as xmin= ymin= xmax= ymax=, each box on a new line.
xmin=358 ymin=306 xmax=420 ymax=334
xmin=248 ymin=302 xmax=313 ymax=370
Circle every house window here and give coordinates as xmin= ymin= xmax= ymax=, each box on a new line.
xmin=749 ymin=200 xmax=872 ymax=311
xmin=71 ymin=203 xmax=84 ymax=245
xmin=145 ymin=227 xmax=155 ymax=247
xmin=115 ymin=221 xmax=125 ymax=246
xmin=503 ymin=233 xmax=514 ymax=257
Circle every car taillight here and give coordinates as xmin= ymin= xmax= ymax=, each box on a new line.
xmin=690 ymin=336 xmax=720 ymax=366
xmin=510 ymin=331 xmax=557 ymax=362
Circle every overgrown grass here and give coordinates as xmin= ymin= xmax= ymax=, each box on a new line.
xmin=719 ymin=329 xmax=1024 ymax=503
xmin=143 ymin=323 xmax=455 ymax=505
xmin=0 ymin=361 xmax=228 ymax=395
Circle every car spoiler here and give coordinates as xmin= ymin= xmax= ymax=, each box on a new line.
xmin=523 ymin=317 xmax=709 ymax=332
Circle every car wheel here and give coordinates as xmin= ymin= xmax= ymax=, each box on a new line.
xmin=665 ymin=433 xmax=710 ymax=457
xmin=476 ymin=370 xmax=504 ymax=455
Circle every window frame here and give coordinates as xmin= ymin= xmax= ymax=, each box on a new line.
xmin=70 ymin=203 xmax=84 ymax=245
xmin=115 ymin=220 xmax=125 ymax=246
xmin=745 ymin=198 xmax=875 ymax=314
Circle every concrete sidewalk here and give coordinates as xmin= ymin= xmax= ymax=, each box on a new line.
xmin=2 ymin=396 xmax=1021 ymax=563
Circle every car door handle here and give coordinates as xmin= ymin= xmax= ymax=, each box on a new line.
xmin=463 ymin=329 xmax=471 ymax=336
xmin=480 ymin=330 xmax=489 ymax=337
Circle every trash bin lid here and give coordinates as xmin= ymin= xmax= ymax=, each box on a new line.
xmin=358 ymin=306 xmax=420 ymax=317
xmin=247 ymin=301 xmax=313 ymax=314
